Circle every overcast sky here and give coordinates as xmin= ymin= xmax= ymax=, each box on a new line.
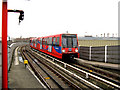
xmin=0 ymin=0 xmax=120 ymax=38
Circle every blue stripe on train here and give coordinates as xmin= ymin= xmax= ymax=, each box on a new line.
xmin=42 ymin=46 xmax=61 ymax=53
xmin=42 ymin=47 xmax=48 ymax=50
xmin=38 ymin=41 xmax=40 ymax=44
xmin=53 ymin=46 xmax=62 ymax=54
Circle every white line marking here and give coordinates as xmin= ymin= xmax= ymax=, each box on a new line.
xmin=14 ymin=47 xmax=19 ymax=65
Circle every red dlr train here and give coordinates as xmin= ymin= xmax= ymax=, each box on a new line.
xmin=30 ymin=34 xmax=79 ymax=60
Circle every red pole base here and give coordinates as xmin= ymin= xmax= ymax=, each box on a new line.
xmin=2 ymin=1 xmax=8 ymax=89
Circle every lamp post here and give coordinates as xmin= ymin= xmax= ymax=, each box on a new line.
xmin=2 ymin=0 xmax=8 ymax=89
xmin=2 ymin=0 xmax=24 ymax=88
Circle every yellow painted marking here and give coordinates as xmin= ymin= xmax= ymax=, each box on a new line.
xmin=89 ymin=70 xmax=92 ymax=72
xmin=24 ymin=60 xmax=28 ymax=64
xmin=45 ymin=77 xmax=50 ymax=79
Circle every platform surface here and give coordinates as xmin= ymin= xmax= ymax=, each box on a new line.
xmin=8 ymin=47 xmax=44 ymax=89
xmin=9 ymin=61 xmax=44 ymax=88
xmin=76 ymin=58 xmax=120 ymax=70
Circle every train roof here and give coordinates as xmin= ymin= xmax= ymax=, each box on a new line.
xmin=30 ymin=37 xmax=37 ymax=40
xmin=31 ymin=33 xmax=77 ymax=40
xmin=38 ymin=33 xmax=77 ymax=38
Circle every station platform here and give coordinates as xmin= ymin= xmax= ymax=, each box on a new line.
xmin=8 ymin=47 xmax=44 ymax=89
xmin=75 ymin=58 xmax=120 ymax=70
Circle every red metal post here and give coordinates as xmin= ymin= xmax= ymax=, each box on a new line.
xmin=2 ymin=0 xmax=8 ymax=89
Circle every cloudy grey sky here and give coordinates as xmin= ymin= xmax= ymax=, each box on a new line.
xmin=0 ymin=0 xmax=119 ymax=38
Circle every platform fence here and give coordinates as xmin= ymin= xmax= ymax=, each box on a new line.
xmin=79 ymin=45 xmax=120 ymax=64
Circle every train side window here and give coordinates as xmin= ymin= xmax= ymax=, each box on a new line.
xmin=47 ymin=38 xmax=50 ymax=45
xmin=46 ymin=38 xmax=47 ymax=45
xmin=40 ymin=38 xmax=42 ymax=44
xmin=62 ymin=38 xmax=67 ymax=48
xmin=56 ymin=37 xmax=59 ymax=46
xmin=33 ymin=40 xmax=34 ymax=44
xmin=44 ymin=38 xmax=46 ymax=45
xmin=47 ymin=37 xmax=49 ymax=45
xmin=43 ymin=38 xmax=45 ymax=45
xmin=73 ymin=38 xmax=77 ymax=48
xmin=53 ymin=37 xmax=56 ymax=46
xmin=33 ymin=40 xmax=35 ymax=43
xmin=38 ymin=39 xmax=39 ymax=43
xmin=35 ymin=39 xmax=36 ymax=44
xmin=36 ymin=39 xmax=38 ymax=44
xmin=45 ymin=38 xmax=47 ymax=45
xmin=49 ymin=37 xmax=52 ymax=45
xmin=38 ymin=39 xmax=40 ymax=44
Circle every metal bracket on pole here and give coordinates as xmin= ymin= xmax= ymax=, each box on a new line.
xmin=8 ymin=9 xmax=24 ymax=24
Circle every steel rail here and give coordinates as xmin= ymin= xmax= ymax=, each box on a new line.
xmin=71 ymin=63 xmax=120 ymax=86
xmin=38 ymin=48 xmax=120 ymax=89
xmin=27 ymin=48 xmax=103 ymax=90
xmin=74 ymin=58 xmax=120 ymax=89
xmin=20 ymin=47 xmax=51 ymax=90
xmin=26 ymin=49 xmax=82 ymax=89
xmin=74 ymin=58 xmax=120 ymax=80
xmin=25 ymin=51 xmax=65 ymax=90
xmin=28 ymin=47 xmax=120 ymax=89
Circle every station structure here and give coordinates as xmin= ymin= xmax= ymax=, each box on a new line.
xmin=1 ymin=0 xmax=120 ymax=89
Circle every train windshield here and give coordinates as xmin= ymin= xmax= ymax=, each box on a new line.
xmin=62 ymin=34 xmax=77 ymax=48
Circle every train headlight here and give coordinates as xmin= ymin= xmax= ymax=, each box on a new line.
xmin=62 ymin=50 xmax=65 ymax=53
xmin=75 ymin=49 xmax=78 ymax=52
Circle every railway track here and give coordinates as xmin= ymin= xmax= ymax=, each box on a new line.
xmin=20 ymin=45 xmax=120 ymax=89
xmin=21 ymin=47 xmax=72 ymax=89
xmin=74 ymin=58 xmax=120 ymax=82
xmin=20 ymin=46 xmax=102 ymax=89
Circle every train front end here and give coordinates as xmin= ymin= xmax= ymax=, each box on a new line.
xmin=61 ymin=34 xmax=79 ymax=60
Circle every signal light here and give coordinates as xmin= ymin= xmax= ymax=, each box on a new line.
xmin=19 ymin=11 xmax=24 ymax=23
xmin=8 ymin=9 xmax=24 ymax=24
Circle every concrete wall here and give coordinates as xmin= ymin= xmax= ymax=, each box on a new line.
xmin=78 ymin=40 xmax=119 ymax=47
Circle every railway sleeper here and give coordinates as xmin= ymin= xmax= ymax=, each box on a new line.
xmin=24 ymin=46 xmax=120 ymax=89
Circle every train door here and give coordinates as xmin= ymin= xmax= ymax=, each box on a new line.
xmin=42 ymin=38 xmax=47 ymax=51
xmin=29 ymin=40 xmax=31 ymax=46
xmin=37 ymin=39 xmax=40 ymax=49
xmin=42 ymin=38 xmax=45 ymax=50
xmin=53 ymin=37 xmax=61 ymax=54
xmin=32 ymin=39 xmax=34 ymax=47
xmin=36 ymin=39 xmax=39 ymax=49
xmin=35 ymin=39 xmax=37 ymax=48
xmin=30 ymin=39 xmax=32 ymax=46
xmin=55 ymin=37 xmax=61 ymax=53
xmin=33 ymin=39 xmax=35 ymax=47
xmin=53 ymin=37 xmax=56 ymax=54
xmin=48 ymin=37 xmax=52 ymax=52
xmin=45 ymin=38 xmax=48 ymax=51
xmin=40 ymin=38 xmax=42 ymax=49
xmin=46 ymin=38 xmax=48 ymax=51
